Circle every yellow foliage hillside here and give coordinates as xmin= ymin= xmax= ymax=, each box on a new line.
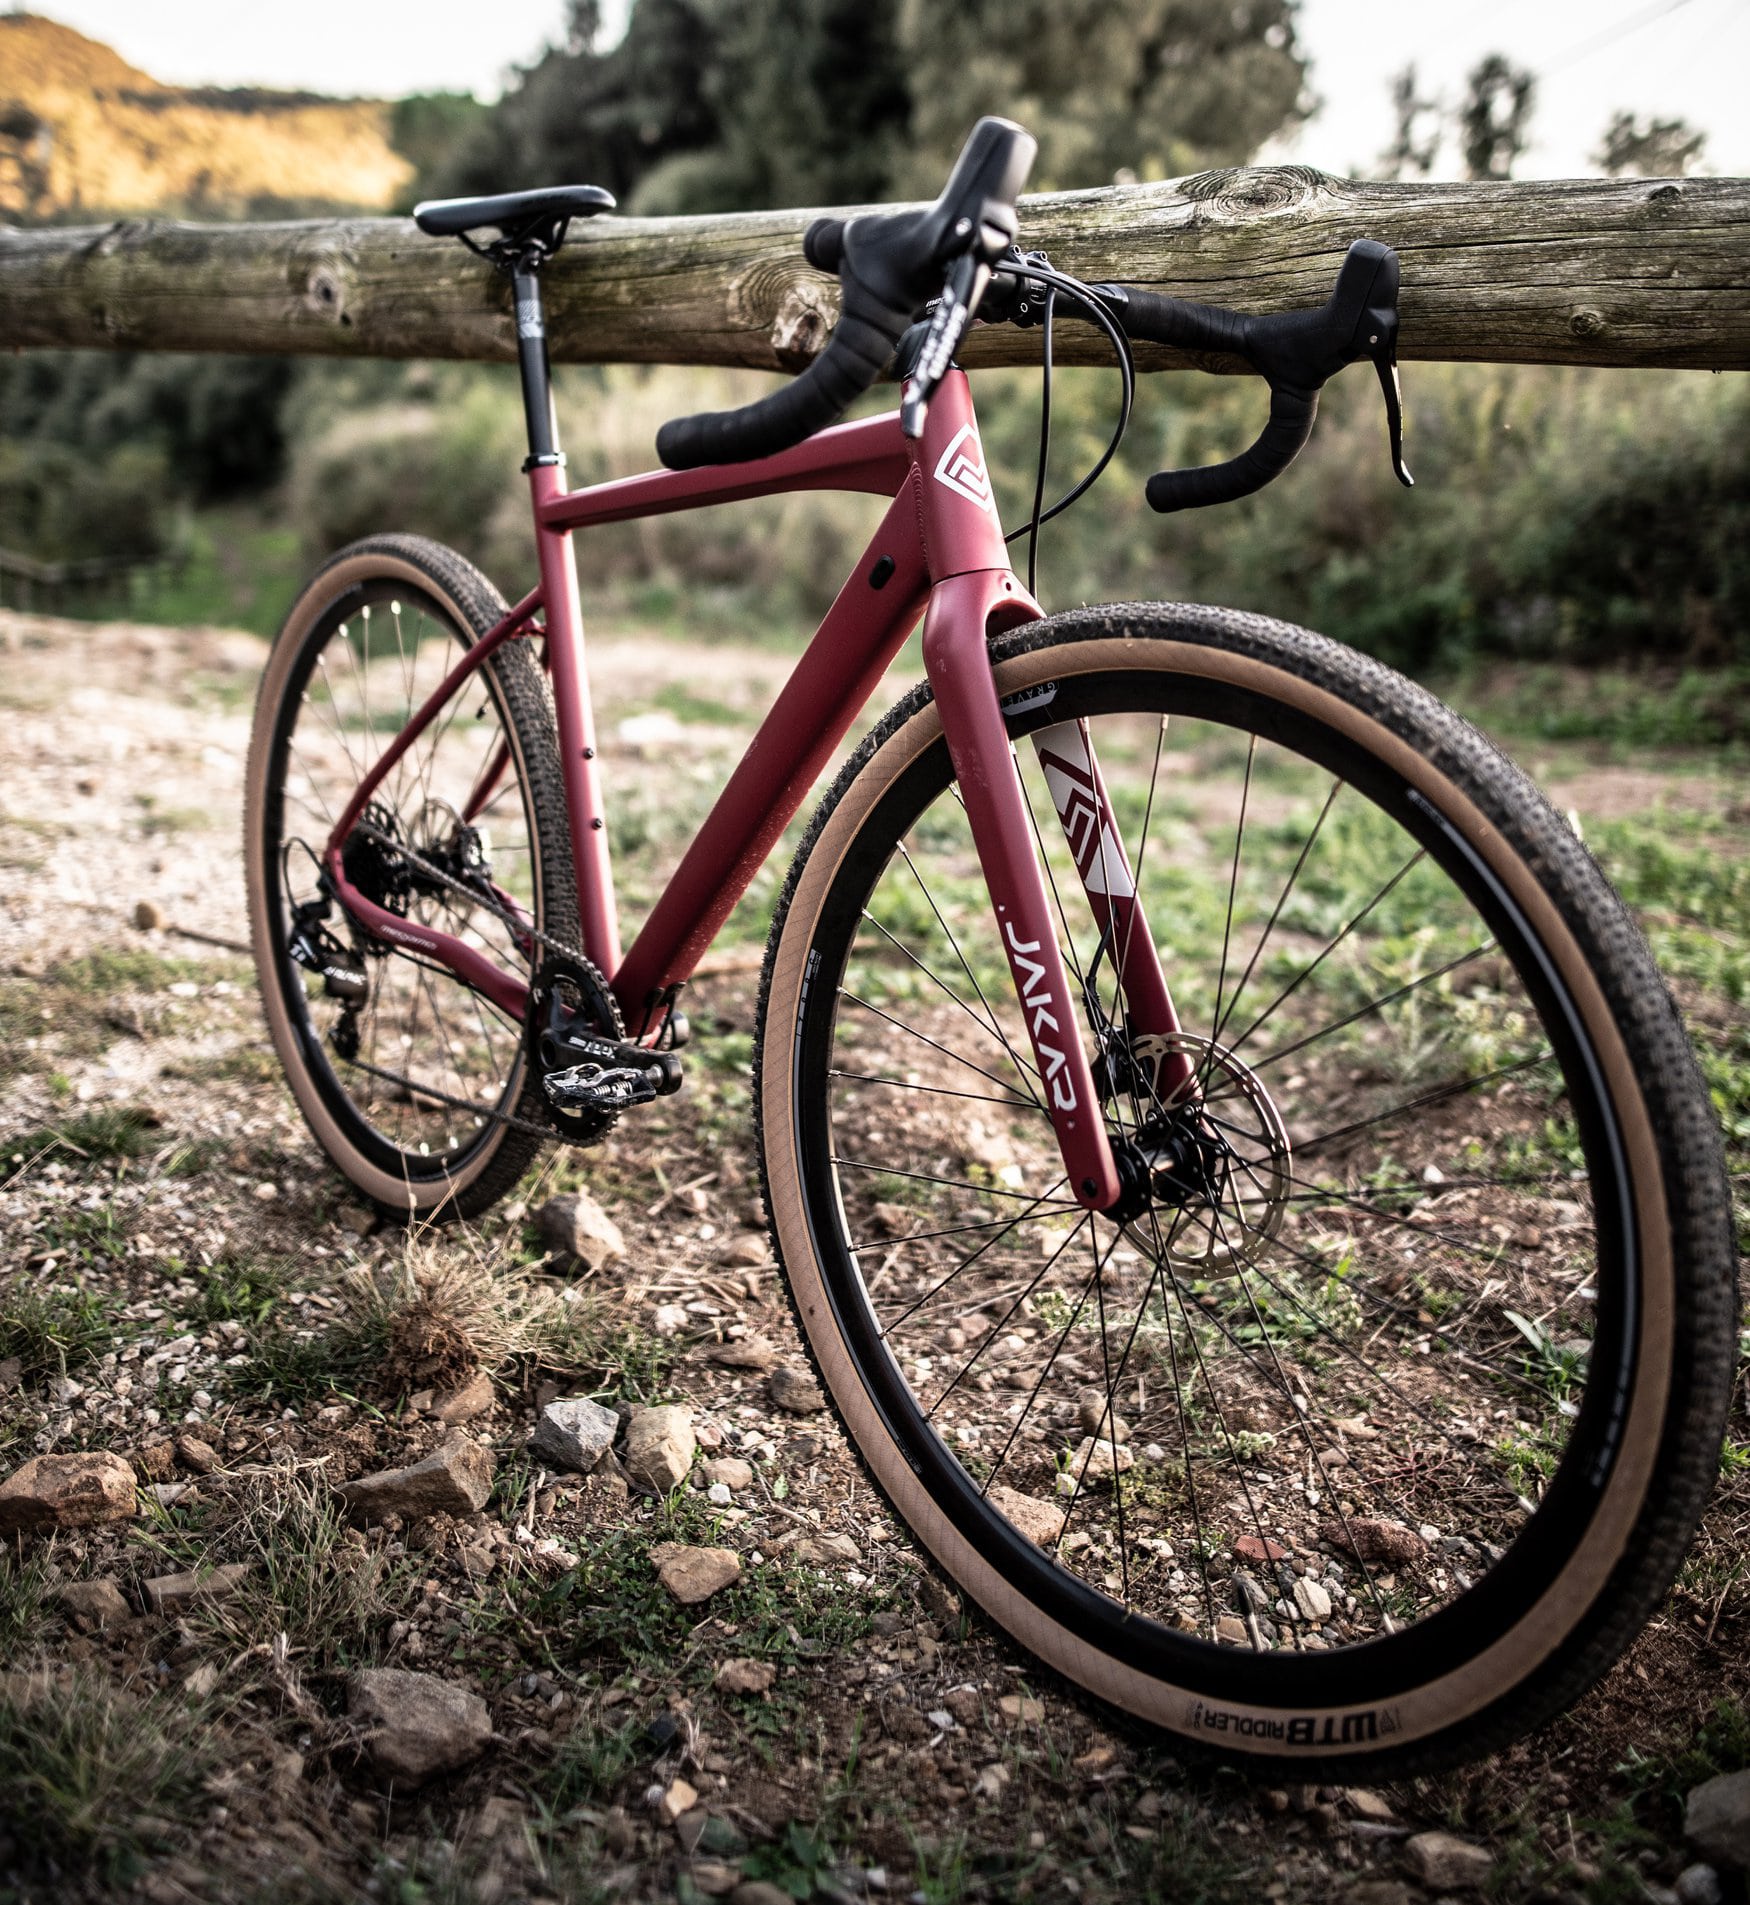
xmin=0 ymin=13 xmax=414 ymax=218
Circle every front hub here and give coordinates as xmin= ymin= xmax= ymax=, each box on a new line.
xmin=1096 ymin=1029 xmax=1292 ymax=1276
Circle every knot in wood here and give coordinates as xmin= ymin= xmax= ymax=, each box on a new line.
xmin=1569 ymin=305 xmax=1607 ymax=339
xmin=1648 ymin=182 xmax=1684 ymax=206
xmin=1181 ymin=165 xmax=1327 ymax=223
xmin=90 ymin=218 xmax=155 ymax=259
xmin=300 ymin=258 xmax=351 ymax=326
xmin=730 ymin=256 xmax=837 ymax=369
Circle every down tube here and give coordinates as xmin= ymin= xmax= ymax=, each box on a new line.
xmin=611 ymin=482 xmax=930 ymax=1032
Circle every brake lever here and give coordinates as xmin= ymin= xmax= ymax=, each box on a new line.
xmin=1353 ymin=250 xmax=1413 ymax=488
xmin=901 ymin=247 xmax=986 ymax=438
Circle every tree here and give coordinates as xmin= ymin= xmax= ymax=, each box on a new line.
xmin=438 ymin=0 xmax=1311 ymax=214
xmin=432 ymin=0 xmax=722 ymax=203
xmin=1379 ymin=63 xmax=1439 ymax=181
xmin=1593 ymin=110 xmax=1706 ymax=178
xmin=1458 ymin=53 xmax=1534 ymax=181
xmin=893 ymin=0 xmax=1310 ymax=195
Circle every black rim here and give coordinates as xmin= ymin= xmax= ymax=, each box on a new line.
xmin=789 ymin=660 xmax=1639 ymax=1711
xmin=263 ymin=576 xmax=543 ymax=1183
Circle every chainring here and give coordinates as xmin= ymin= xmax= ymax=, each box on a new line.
xmin=530 ymin=952 xmax=626 ymax=1146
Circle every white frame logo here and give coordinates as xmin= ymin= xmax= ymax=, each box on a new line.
xmin=933 ymin=423 xmax=996 ymax=512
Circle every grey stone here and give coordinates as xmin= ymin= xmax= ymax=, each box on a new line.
xmin=534 ymin=1192 xmax=625 ymax=1271
xmin=1074 ymin=1386 xmax=1131 ymax=1444
xmin=529 ymin=1396 xmax=618 ymax=1473
xmin=349 ymin=1667 xmax=492 ymax=1788
xmin=0 ymin=1451 xmax=136 ymax=1534
xmin=143 ymin=1562 xmax=249 ymax=1613
xmin=1292 ymin=1576 xmax=1333 ymax=1622
xmin=1676 ymin=1864 xmax=1724 ymax=1905
xmin=768 ymin=1365 xmax=825 ymax=1414
xmin=1232 ymin=1571 xmax=1272 ymax=1617
xmin=1403 ymin=1830 xmax=1493 ymax=1891
xmin=54 ymin=1579 xmax=131 ymax=1627
xmin=337 ymin=1436 xmax=495 ymax=1522
xmin=622 ymin=1404 xmax=695 ymax=1493
xmin=1687 ymin=1770 xmax=1750 ymax=1871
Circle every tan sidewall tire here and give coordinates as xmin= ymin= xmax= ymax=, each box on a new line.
xmin=758 ymin=631 xmax=1677 ymax=1760
xmin=244 ymin=546 xmax=552 ymax=1216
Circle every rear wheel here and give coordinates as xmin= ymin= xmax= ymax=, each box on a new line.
xmin=754 ymin=602 xmax=1736 ymax=1771
xmin=245 ymin=534 xmax=576 ymax=1218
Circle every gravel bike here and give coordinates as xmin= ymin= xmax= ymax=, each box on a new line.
xmin=244 ymin=119 xmax=1737 ymax=1771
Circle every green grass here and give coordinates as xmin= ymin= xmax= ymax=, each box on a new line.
xmin=0 ymin=1672 xmax=215 ymax=1885
xmin=0 ymin=1277 xmax=118 ymax=1382
xmin=8 ymin=1106 xmax=161 ymax=1171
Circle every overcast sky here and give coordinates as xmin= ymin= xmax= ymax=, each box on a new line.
xmin=18 ymin=0 xmax=1750 ymax=178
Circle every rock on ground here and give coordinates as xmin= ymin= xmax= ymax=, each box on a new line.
xmin=1074 ymin=1387 xmax=1130 ymax=1443
xmin=529 ymin=1396 xmax=618 ymax=1473
xmin=1676 ymin=1864 xmax=1725 ymax=1905
xmin=337 ymin=1436 xmax=494 ymax=1522
xmin=143 ymin=1562 xmax=249 ymax=1613
xmin=54 ymin=1579 xmax=131 ymax=1627
xmin=535 ymin=1191 xmax=626 ymax=1271
xmin=0 ymin=1451 xmax=137 ymax=1534
xmin=623 ymin=1405 xmax=696 ymax=1493
xmin=1403 ymin=1830 xmax=1493 ymax=1891
xmin=1687 ymin=1770 xmax=1750 ymax=1871
xmin=768 ymin=1365 xmax=825 ymax=1414
xmin=1321 ymin=1517 xmax=1427 ymax=1567
xmin=349 ymin=1667 xmax=492 ymax=1788
xmin=785 ymin=1531 xmax=862 ymax=1567
xmin=174 ymin=1435 xmax=219 ymax=1474
xmin=431 ymin=1371 xmax=496 ymax=1426
xmin=709 ymin=1336 xmax=778 ymax=1373
xmin=987 ymin=1483 xmax=1065 ymax=1545
xmin=715 ymin=1657 xmax=776 ymax=1695
xmin=652 ymin=1542 xmax=741 ymax=1604
xmin=701 ymin=1456 xmax=755 ymax=1492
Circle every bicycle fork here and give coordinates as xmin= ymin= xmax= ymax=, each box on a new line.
xmin=920 ymin=569 xmax=1189 ymax=1215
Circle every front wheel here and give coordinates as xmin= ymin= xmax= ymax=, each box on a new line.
xmin=754 ymin=602 xmax=1736 ymax=1772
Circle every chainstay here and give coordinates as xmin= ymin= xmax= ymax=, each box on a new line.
xmin=340 ymin=1052 xmax=562 ymax=1144
xmin=350 ymin=819 xmax=594 ymax=971
xmin=332 ymin=820 xmax=606 ymax=1143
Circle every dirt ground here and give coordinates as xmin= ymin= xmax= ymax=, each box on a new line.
xmin=1 ymin=606 xmax=1747 ymax=1905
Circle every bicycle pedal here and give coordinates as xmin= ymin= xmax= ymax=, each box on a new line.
xmin=541 ymin=1037 xmax=683 ymax=1115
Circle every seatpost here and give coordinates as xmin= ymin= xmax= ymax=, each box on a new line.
xmin=512 ymin=254 xmax=562 ymax=471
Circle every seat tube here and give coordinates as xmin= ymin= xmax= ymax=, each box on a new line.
xmin=516 ymin=262 xmax=620 ymax=974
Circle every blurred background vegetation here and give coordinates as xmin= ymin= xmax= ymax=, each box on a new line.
xmin=0 ymin=0 xmax=1743 ymax=738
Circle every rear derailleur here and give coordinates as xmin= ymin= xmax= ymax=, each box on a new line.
xmin=287 ymin=891 xmax=370 ymax=1058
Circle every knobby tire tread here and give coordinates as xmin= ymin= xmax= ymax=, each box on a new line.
xmin=751 ymin=600 xmax=1737 ymax=1775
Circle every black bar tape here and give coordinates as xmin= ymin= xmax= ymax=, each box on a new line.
xmin=1115 ymin=288 xmax=1251 ymax=360
xmin=1145 ymin=383 xmax=1320 ymax=514
xmin=804 ymin=218 xmax=845 ymax=273
xmin=654 ymin=272 xmax=911 ymax=470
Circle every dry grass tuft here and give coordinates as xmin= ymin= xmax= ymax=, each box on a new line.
xmin=346 ymin=1231 xmax=597 ymax=1395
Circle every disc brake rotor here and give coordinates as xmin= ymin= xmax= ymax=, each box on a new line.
xmin=1124 ymin=1030 xmax=1292 ymax=1275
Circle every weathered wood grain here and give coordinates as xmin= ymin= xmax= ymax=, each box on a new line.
xmin=2 ymin=167 xmax=1746 ymax=372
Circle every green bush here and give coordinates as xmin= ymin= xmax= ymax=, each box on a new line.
xmin=0 ymin=439 xmax=171 ymax=565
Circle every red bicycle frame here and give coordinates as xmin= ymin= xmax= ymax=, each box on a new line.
xmin=324 ymin=370 xmax=1186 ymax=1212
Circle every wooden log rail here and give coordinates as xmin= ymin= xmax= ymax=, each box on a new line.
xmin=2 ymin=167 xmax=1746 ymax=375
